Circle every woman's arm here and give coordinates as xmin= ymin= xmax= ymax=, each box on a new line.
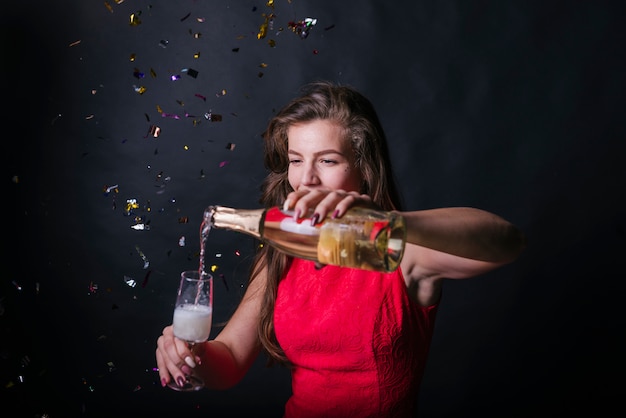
xmin=398 ymin=207 xmax=525 ymax=306
xmin=401 ymin=207 xmax=526 ymax=264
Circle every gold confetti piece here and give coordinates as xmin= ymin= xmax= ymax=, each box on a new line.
xmin=193 ymin=52 xmax=200 ymax=58
xmin=133 ymin=85 xmax=146 ymax=94
xmin=104 ymin=2 xmax=113 ymax=13
xmin=130 ymin=13 xmax=141 ymax=26
xmin=125 ymin=199 xmax=139 ymax=215
xmin=150 ymin=68 xmax=157 ymax=78
xmin=259 ymin=63 xmax=268 ymax=68
xmin=257 ymin=21 xmax=268 ymax=39
xmin=69 ymin=39 xmax=81 ymax=47
xmin=130 ymin=53 xmax=136 ymax=61
xmin=156 ymin=105 xmax=163 ymax=113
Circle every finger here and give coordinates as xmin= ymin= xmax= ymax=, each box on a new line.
xmin=331 ymin=192 xmax=373 ymax=218
xmin=157 ymin=331 xmax=192 ymax=388
xmin=155 ymin=347 xmax=171 ymax=387
xmin=283 ymin=188 xmax=312 ymax=211
xmin=290 ymin=189 xmax=326 ymax=219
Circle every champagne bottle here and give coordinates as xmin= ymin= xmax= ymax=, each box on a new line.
xmin=205 ymin=205 xmax=406 ymax=272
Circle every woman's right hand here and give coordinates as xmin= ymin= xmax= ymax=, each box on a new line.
xmin=155 ymin=325 xmax=198 ymax=388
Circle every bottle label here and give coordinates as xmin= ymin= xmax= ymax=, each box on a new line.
xmin=265 ymin=207 xmax=320 ymax=236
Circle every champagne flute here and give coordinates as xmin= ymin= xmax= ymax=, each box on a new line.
xmin=167 ymin=270 xmax=213 ymax=391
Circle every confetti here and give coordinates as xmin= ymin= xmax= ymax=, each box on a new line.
xmin=204 ymin=112 xmax=222 ymax=121
xmin=184 ymin=68 xmax=199 ymax=78
xmin=125 ymin=198 xmax=139 ymax=215
xmin=124 ymin=275 xmax=137 ymax=288
xmin=88 ymin=281 xmax=98 ymax=294
xmin=288 ymin=17 xmax=317 ymax=39
xmin=130 ymin=13 xmax=142 ymax=26
xmin=146 ymin=125 xmax=161 ymax=137
xmin=135 ymin=245 xmax=150 ymax=269
xmin=103 ymin=184 xmax=119 ymax=195
xmin=142 ymin=270 xmax=152 ymax=288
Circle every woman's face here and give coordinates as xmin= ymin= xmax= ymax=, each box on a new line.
xmin=287 ymin=119 xmax=363 ymax=193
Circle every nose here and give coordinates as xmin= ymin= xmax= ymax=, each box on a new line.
xmin=300 ymin=163 xmax=320 ymax=187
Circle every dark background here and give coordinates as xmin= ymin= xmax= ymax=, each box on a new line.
xmin=3 ymin=1 xmax=625 ymax=417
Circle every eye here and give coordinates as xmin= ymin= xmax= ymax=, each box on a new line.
xmin=320 ymin=159 xmax=338 ymax=165
xmin=289 ymin=158 xmax=302 ymax=165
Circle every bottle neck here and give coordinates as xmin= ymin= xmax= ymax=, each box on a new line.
xmin=206 ymin=206 xmax=264 ymax=240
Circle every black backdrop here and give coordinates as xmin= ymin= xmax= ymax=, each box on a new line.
xmin=3 ymin=1 xmax=625 ymax=417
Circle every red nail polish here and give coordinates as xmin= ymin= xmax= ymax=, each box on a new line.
xmin=332 ymin=210 xmax=340 ymax=219
xmin=161 ymin=378 xmax=167 ymax=387
xmin=311 ymin=213 xmax=319 ymax=226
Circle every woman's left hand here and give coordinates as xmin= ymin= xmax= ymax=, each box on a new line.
xmin=283 ymin=188 xmax=374 ymax=223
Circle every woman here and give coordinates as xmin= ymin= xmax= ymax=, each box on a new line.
xmin=156 ymin=80 xmax=526 ymax=416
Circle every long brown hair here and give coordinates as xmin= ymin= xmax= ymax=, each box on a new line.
xmin=251 ymin=80 xmax=403 ymax=365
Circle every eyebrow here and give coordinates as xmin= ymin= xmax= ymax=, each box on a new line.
xmin=287 ymin=149 xmax=346 ymax=157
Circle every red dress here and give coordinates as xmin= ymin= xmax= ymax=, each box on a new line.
xmin=274 ymin=258 xmax=438 ymax=417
